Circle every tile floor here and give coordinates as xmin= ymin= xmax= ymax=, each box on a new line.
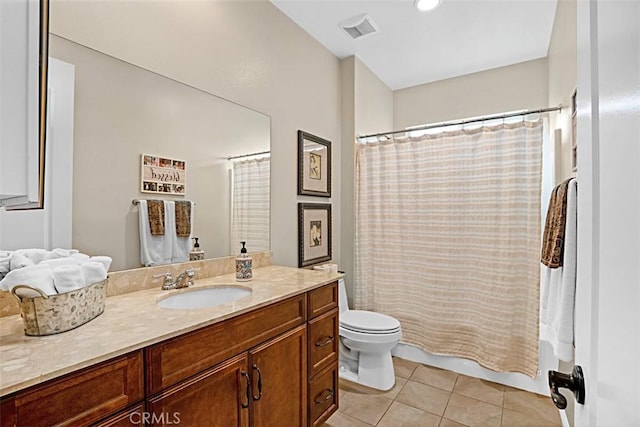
xmin=323 ymin=357 xmax=563 ymax=427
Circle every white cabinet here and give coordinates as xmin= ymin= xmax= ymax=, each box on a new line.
xmin=0 ymin=0 xmax=46 ymax=208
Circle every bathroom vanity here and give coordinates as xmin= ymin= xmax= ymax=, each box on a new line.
xmin=0 ymin=266 xmax=340 ymax=427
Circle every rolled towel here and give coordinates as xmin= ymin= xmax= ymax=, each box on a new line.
xmin=10 ymin=253 xmax=36 ymax=270
xmin=39 ymin=253 xmax=91 ymax=268
xmin=0 ymin=251 xmax=11 ymax=280
xmin=90 ymin=256 xmax=112 ymax=272
xmin=52 ymin=264 xmax=85 ymax=293
xmin=81 ymin=262 xmax=107 ymax=286
xmin=15 ymin=248 xmax=49 ymax=265
xmin=0 ymin=265 xmax=57 ymax=295
xmin=44 ymin=248 xmax=80 ymax=260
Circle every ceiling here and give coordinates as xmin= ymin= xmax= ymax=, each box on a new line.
xmin=270 ymin=0 xmax=558 ymax=90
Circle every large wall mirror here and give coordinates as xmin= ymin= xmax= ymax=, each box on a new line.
xmin=50 ymin=35 xmax=271 ymax=271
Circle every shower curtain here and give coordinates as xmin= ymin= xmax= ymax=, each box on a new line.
xmin=230 ymin=157 xmax=270 ymax=253
xmin=355 ymin=120 xmax=542 ymax=377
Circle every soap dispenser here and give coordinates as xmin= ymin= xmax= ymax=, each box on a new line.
xmin=235 ymin=241 xmax=252 ymax=281
xmin=190 ymin=237 xmax=205 ymax=261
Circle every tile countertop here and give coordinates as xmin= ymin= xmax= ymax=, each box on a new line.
xmin=0 ymin=265 xmax=343 ymax=397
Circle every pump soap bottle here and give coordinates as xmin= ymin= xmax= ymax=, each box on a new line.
xmin=235 ymin=241 xmax=252 ymax=281
xmin=190 ymin=237 xmax=205 ymax=261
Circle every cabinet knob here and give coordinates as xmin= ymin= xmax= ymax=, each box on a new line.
xmin=315 ymin=336 xmax=335 ymax=347
xmin=314 ymin=388 xmax=334 ymax=405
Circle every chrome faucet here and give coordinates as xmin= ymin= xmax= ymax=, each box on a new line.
xmin=153 ymin=268 xmax=199 ymax=290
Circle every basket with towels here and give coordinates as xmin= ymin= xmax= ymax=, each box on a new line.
xmin=0 ymin=249 xmax=112 ymax=336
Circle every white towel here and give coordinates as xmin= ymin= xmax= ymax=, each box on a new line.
xmin=0 ymin=265 xmax=57 ymax=295
xmin=0 ymin=251 xmax=11 ymax=280
xmin=15 ymin=248 xmax=49 ymax=264
xmin=138 ymin=200 xmax=173 ymax=266
xmin=52 ymin=264 xmax=85 ymax=293
xmin=168 ymin=201 xmax=194 ymax=264
xmin=540 ymin=178 xmax=577 ymax=362
xmin=39 ymin=253 xmax=90 ymax=268
xmin=90 ymin=256 xmax=112 ymax=272
xmin=81 ymin=261 xmax=107 ymax=286
xmin=44 ymin=248 xmax=80 ymax=260
xmin=10 ymin=253 xmax=36 ymax=270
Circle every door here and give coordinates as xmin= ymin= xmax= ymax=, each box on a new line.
xmin=146 ymin=353 xmax=250 ymax=427
xmin=574 ymin=1 xmax=640 ymax=425
xmin=249 ymin=325 xmax=307 ymax=427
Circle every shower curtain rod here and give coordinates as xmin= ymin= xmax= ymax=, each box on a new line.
xmin=227 ymin=150 xmax=271 ymax=160
xmin=357 ymin=104 xmax=562 ymax=140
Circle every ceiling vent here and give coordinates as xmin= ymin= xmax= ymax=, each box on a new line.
xmin=340 ymin=14 xmax=379 ymax=40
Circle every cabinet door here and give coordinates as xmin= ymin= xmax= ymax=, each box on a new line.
xmin=146 ymin=353 xmax=249 ymax=427
xmin=249 ymin=325 xmax=307 ymax=427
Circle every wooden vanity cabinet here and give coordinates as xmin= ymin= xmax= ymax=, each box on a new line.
xmin=0 ymin=281 xmax=339 ymax=427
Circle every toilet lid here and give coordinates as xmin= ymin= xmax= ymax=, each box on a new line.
xmin=340 ymin=310 xmax=401 ymax=334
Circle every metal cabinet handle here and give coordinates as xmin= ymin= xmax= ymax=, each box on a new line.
xmin=314 ymin=388 xmax=334 ymax=404
xmin=315 ymin=336 xmax=335 ymax=347
xmin=241 ymin=370 xmax=251 ymax=409
xmin=252 ymin=364 xmax=263 ymax=401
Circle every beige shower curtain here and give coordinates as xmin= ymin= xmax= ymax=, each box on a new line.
xmin=355 ymin=120 xmax=542 ymax=377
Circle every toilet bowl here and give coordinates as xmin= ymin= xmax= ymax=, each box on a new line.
xmin=338 ymin=279 xmax=401 ymax=391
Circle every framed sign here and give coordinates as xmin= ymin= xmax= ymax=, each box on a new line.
xmin=141 ymin=154 xmax=186 ymax=195
xmin=297 ymin=130 xmax=331 ymax=197
xmin=298 ymin=203 xmax=332 ymax=267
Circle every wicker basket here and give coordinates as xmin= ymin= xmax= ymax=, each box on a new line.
xmin=10 ymin=278 xmax=107 ymax=336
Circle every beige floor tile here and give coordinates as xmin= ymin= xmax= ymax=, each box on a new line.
xmin=377 ymin=401 xmax=442 ymax=427
xmin=394 ymin=356 xmax=420 ymax=379
xmin=395 ymin=380 xmax=452 ymax=416
xmin=453 ymin=375 xmax=504 ymax=407
xmin=439 ymin=418 xmax=468 ymax=427
xmin=339 ymin=376 xmax=408 ymax=401
xmin=411 ymin=364 xmax=459 ymax=392
xmin=443 ymin=394 xmax=502 ymax=427
xmin=323 ymin=410 xmax=375 ymax=427
xmin=503 ymin=390 xmax=561 ymax=425
xmin=501 ymin=408 xmax=562 ymax=427
xmin=339 ymin=389 xmax=394 ymax=426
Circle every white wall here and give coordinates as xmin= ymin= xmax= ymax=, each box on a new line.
xmin=340 ymin=57 xmax=393 ymax=303
xmin=548 ymin=0 xmax=577 ymax=184
xmin=48 ymin=0 xmax=341 ymax=268
xmin=394 ymin=58 xmax=549 ymax=129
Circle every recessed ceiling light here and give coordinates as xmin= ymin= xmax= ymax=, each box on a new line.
xmin=414 ymin=0 xmax=442 ymax=12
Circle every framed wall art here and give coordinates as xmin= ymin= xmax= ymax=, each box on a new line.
xmin=298 ymin=130 xmax=331 ymax=197
xmin=141 ymin=154 xmax=186 ymax=195
xmin=298 ymin=203 xmax=332 ymax=267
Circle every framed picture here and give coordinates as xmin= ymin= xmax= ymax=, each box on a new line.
xmin=298 ymin=130 xmax=331 ymax=197
xmin=298 ymin=203 xmax=332 ymax=267
xmin=141 ymin=153 xmax=187 ymax=195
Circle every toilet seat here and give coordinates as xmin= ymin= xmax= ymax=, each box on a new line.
xmin=340 ymin=310 xmax=401 ymax=334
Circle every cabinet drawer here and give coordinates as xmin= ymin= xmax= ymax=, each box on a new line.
xmin=146 ymin=294 xmax=306 ymax=395
xmin=92 ymin=403 xmax=144 ymax=426
xmin=307 ymin=308 xmax=338 ymax=379
xmin=308 ymin=365 xmax=338 ymax=427
xmin=307 ymin=282 xmax=338 ymax=319
xmin=9 ymin=351 xmax=143 ymax=427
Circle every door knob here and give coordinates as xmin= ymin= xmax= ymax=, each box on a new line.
xmin=548 ymin=365 xmax=585 ymax=409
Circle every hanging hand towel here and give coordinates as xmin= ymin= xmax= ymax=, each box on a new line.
xmin=175 ymin=201 xmax=192 ymax=237
xmin=540 ymin=178 xmax=577 ymax=361
xmin=147 ymin=199 xmax=165 ymax=236
xmin=138 ymin=200 xmax=173 ymax=266
xmin=541 ymin=178 xmax=572 ymax=268
xmin=167 ymin=201 xmax=193 ymax=263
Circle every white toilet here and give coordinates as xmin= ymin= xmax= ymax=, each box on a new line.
xmin=338 ymin=279 xmax=402 ymax=391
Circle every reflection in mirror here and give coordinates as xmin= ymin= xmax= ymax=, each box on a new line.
xmin=49 ymin=35 xmax=270 ymax=271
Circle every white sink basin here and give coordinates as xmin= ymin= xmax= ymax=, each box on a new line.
xmin=156 ymin=286 xmax=252 ymax=309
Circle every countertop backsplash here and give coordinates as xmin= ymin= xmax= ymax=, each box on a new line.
xmin=0 ymin=251 xmax=273 ymax=318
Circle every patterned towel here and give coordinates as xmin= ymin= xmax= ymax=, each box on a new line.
xmin=541 ymin=178 xmax=572 ymax=268
xmin=147 ymin=200 xmax=165 ymax=236
xmin=175 ymin=201 xmax=192 ymax=238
